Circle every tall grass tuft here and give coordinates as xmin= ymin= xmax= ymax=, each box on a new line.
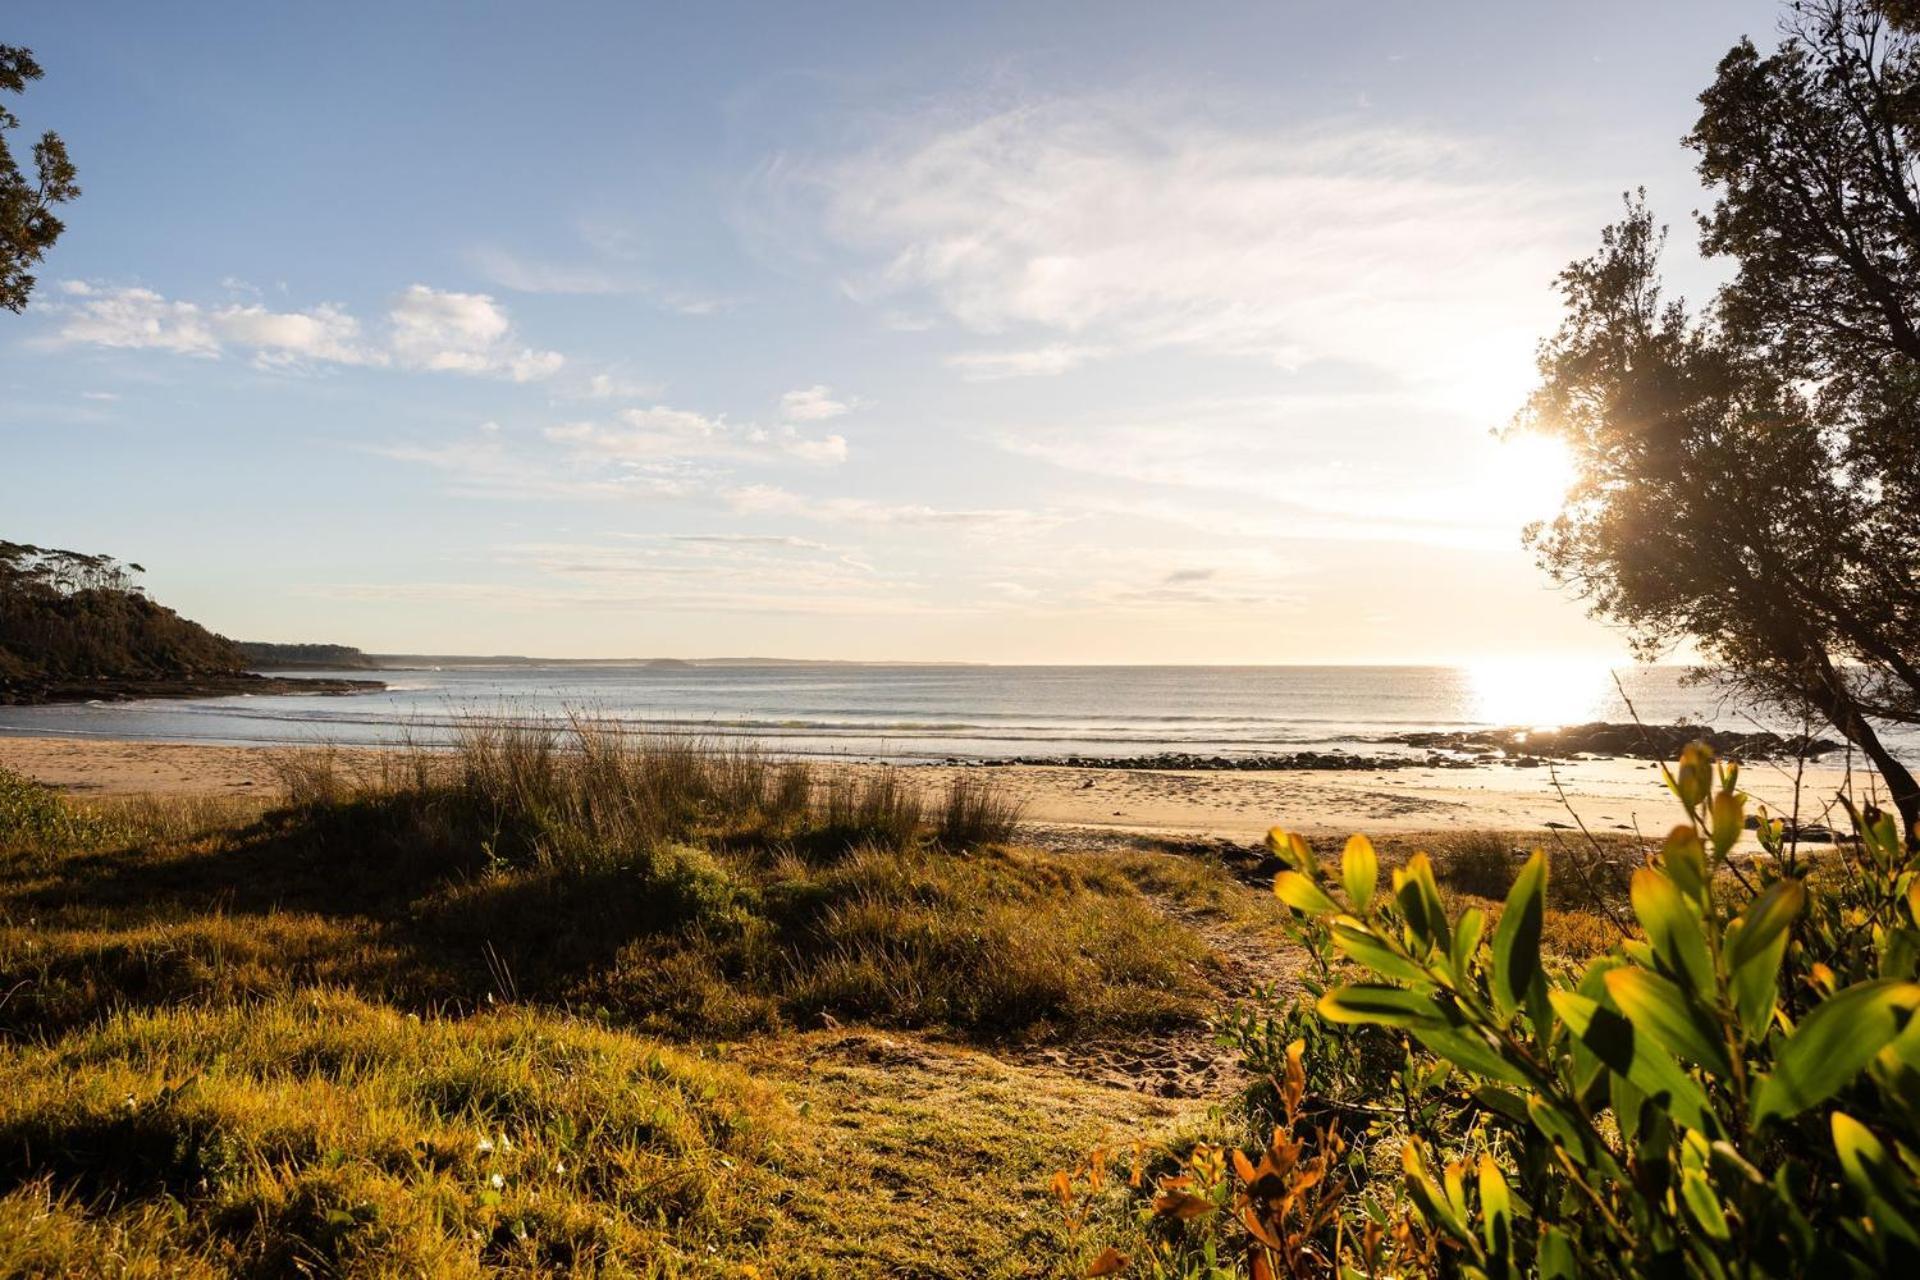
xmin=935 ymin=773 xmax=1025 ymax=849
xmin=819 ymin=768 xmax=924 ymax=852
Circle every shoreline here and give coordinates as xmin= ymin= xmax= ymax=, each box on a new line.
xmin=0 ymin=732 xmax=1881 ymax=847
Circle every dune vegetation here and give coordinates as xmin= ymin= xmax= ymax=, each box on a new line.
xmin=0 ymin=724 xmax=1290 ymax=1275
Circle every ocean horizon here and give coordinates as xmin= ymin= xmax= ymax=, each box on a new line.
xmin=4 ymin=661 xmax=1902 ymax=761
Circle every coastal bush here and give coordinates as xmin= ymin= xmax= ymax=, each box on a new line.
xmin=1082 ymin=744 xmax=1920 ymax=1276
xmin=0 ymin=764 xmax=125 ymax=859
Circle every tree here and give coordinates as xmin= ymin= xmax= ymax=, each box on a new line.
xmin=1519 ymin=0 xmax=1920 ymax=839
xmin=0 ymin=44 xmax=78 ymax=313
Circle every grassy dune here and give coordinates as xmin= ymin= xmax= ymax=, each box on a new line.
xmin=0 ymin=731 xmax=1262 ymax=1275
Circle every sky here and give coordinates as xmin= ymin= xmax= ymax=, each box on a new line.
xmin=0 ymin=1 xmax=1785 ymax=663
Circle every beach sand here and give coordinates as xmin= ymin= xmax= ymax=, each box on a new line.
xmin=0 ymin=733 xmax=1876 ymax=847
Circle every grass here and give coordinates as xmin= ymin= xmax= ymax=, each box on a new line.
xmin=0 ymin=737 xmax=1234 ymax=1274
xmin=0 ymin=992 xmax=784 ymax=1276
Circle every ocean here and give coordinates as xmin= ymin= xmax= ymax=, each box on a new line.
xmin=4 ymin=661 xmax=1900 ymax=762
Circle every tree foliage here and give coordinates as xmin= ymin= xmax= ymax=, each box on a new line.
xmin=1519 ymin=0 xmax=1920 ymax=836
xmin=0 ymin=45 xmax=78 ymax=314
xmin=0 ymin=542 xmax=245 ymax=689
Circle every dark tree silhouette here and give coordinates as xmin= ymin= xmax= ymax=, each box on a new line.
xmin=0 ymin=44 xmax=78 ymax=313
xmin=1520 ymin=0 xmax=1920 ymax=839
xmin=0 ymin=542 xmax=246 ymax=689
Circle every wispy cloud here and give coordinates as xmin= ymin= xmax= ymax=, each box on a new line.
xmin=48 ymin=280 xmax=564 ymax=381
xmin=724 ymin=483 xmax=1065 ymax=534
xmin=945 ymin=343 xmax=1110 ymax=380
xmin=776 ymin=98 xmax=1579 ymax=397
xmin=780 ymin=384 xmax=856 ymax=421
xmin=546 ymin=405 xmax=848 ymax=466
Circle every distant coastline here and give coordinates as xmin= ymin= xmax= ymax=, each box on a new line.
xmin=0 ymin=672 xmax=385 ymax=707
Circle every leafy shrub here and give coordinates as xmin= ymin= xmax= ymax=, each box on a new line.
xmin=1096 ymin=744 xmax=1920 ymax=1277
xmin=0 ymin=766 xmax=125 ymax=858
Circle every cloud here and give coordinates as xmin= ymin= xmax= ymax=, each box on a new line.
xmin=661 ymin=533 xmax=829 ymax=549
xmin=388 ymin=285 xmax=564 ymax=381
xmin=780 ymin=384 xmax=853 ymax=421
xmin=305 ymin=537 xmax=945 ymax=618
xmin=50 ymin=280 xmax=562 ymax=381
xmin=781 ymin=99 xmax=1580 ymax=395
xmin=724 ymin=483 xmax=1062 ymax=533
xmin=546 ymin=404 xmax=848 ymax=466
xmin=55 ymin=286 xmax=223 ymax=357
xmin=945 ymin=343 xmax=1109 ymax=380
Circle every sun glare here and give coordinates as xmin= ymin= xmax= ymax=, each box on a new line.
xmin=1477 ymin=432 xmax=1579 ymax=527
xmin=1465 ymin=656 xmax=1613 ymax=730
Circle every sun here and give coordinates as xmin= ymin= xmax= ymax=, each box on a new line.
xmin=1474 ymin=432 xmax=1579 ymax=528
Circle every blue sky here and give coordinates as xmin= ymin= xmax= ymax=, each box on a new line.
xmin=1 ymin=1 xmax=1780 ymax=662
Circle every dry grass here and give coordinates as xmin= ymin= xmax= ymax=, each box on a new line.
xmin=0 ymin=991 xmax=785 ymax=1276
xmin=0 ymin=744 xmax=1237 ymax=1273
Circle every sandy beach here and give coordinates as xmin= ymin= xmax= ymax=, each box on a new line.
xmin=0 ymin=733 xmax=1877 ymax=847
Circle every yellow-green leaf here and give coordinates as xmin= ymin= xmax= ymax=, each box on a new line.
xmin=1342 ymin=833 xmax=1378 ymax=912
xmin=1753 ymin=980 xmax=1920 ymax=1125
xmin=1329 ymin=924 xmax=1432 ymax=986
xmin=1605 ymin=968 xmax=1731 ymax=1075
xmin=1490 ymin=852 xmax=1546 ymax=1018
xmin=1679 ymin=1168 xmax=1730 ymax=1240
xmin=1319 ymin=984 xmax=1446 ymax=1030
xmin=1273 ymin=870 xmax=1338 ymax=917
xmin=1631 ymin=867 xmax=1715 ymax=996
xmin=1551 ymin=990 xmax=1717 ymax=1135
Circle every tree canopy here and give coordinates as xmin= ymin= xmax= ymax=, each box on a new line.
xmin=0 ymin=542 xmax=246 ymax=689
xmin=1520 ymin=0 xmax=1920 ymax=836
xmin=0 ymin=44 xmax=78 ymax=313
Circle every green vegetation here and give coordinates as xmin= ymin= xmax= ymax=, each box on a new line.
xmin=1078 ymin=744 xmax=1920 ymax=1277
xmin=0 ymin=542 xmax=246 ymax=693
xmin=0 ymin=44 xmax=78 ymax=314
xmin=0 ymin=729 xmax=1256 ymax=1274
xmin=237 ymin=641 xmax=378 ymax=669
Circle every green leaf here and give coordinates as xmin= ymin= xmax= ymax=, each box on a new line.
xmin=1679 ymin=1167 xmax=1731 ymax=1241
xmin=1451 ymin=906 xmax=1485 ymax=978
xmin=1550 ymin=991 xmax=1717 ymax=1135
xmin=1401 ymin=1143 xmax=1473 ymax=1245
xmin=1662 ymin=826 xmax=1708 ymax=904
xmin=1752 ymin=980 xmax=1920 ymax=1125
xmin=1491 ymin=852 xmax=1546 ymax=1018
xmin=1318 ymin=984 xmax=1446 ymax=1029
xmin=1605 ymin=968 xmax=1732 ymax=1075
xmin=1329 ymin=924 xmax=1432 ymax=986
xmin=1526 ymin=1093 xmax=1590 ymax=1155
xmin=1831 ymin=1113 xmax=1920 ymax=1245
xmin=1477 ymin=1154 xmax=1512 ymax=1259
xmin=1409 ymin=1023 xmax=1533 ymax=1089
xmin=1395 ymin=854 xmax=1451 ymax=955
xmin=1729 ymin=918 xmax=1792 ymax=1045
xmin=1631 ymin=867 xmax=1715 ymax=996
xmin=1342 ymin=834 xmax=1377 ymax=912
xmin=1726 ymin=879 xmax=1804 ymax=971
xmin=1274 ymin=870 xmax=1339 ymax=916
xmin=1538 ymin=1225 xmax=1577 ymax=1280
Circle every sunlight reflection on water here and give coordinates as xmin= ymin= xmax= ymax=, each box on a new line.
xmin=1465 ymin=658 xmax=1617 ymax=730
